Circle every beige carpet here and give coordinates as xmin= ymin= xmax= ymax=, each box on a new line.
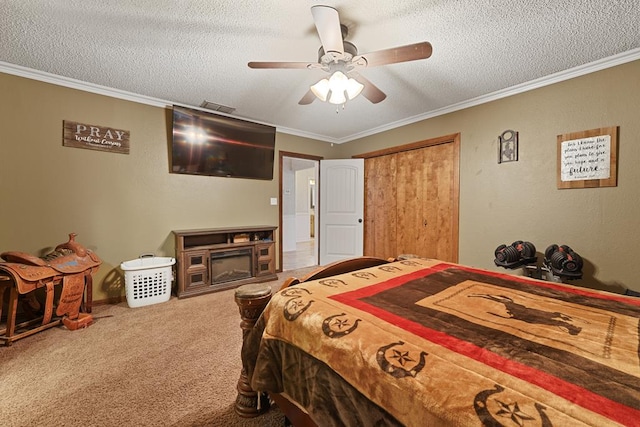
xmin=0 ymin=266 xmax=317 ymax=427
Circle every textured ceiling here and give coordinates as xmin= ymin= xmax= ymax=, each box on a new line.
xmin=1 ymin=1 xmax=639 ymax=143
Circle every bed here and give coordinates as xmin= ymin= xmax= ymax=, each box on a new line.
xmin=241 ymin=257 xmax=640 ymax=426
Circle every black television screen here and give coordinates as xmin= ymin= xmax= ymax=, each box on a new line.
xmin=170 ymin=106 xmax=276 ymax=180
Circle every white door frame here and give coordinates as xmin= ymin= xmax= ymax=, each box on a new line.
xmin=278 ymin=151 xmax=322 ymax=271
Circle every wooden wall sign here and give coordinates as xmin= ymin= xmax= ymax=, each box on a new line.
xmin=63 ymin=120 xmax=130 ymax=154
xmin=557 ymin=126 xmax=618 ymax=189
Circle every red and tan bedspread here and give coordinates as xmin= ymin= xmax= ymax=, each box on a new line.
xmin=247 ymin=258 xmax=640 ymax=426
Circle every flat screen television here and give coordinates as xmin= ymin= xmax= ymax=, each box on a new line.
xmin=170 ymin=106 xmax=276 ymax=180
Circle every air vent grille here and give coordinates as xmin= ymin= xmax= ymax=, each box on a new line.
xmin=200 ymin=101 xmax=236 ymax=114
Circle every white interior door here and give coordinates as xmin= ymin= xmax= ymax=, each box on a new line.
xmin=319 ymin=159 xmax=364 ymax=265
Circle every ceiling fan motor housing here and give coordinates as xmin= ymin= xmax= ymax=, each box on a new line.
xmin=318 ymin=40 xmax=358 ymax=64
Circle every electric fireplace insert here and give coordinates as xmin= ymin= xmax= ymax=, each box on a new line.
xmin=210 ymin=249 xmax=253 ymax=285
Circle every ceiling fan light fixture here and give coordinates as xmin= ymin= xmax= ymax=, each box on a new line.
xmin=328 ymin=88 xmax=347 ymax=105
xmin=310 ymin=78 xmax=330 ymax=102
xmin=311 ymin=71 xmax=364 ymax=105
xmin=345 ymin=77 xmax=364 ymax=100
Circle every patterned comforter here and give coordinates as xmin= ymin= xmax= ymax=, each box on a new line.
xmin=246 ymin=258 xmax=640 ymax=426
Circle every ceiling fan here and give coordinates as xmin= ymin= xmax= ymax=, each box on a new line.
xmin=248 ymin=5 xmax=433 ymax=106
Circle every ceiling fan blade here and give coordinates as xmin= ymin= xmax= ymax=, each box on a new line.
xmin=355 ymin=41 xmax=432 ymax=68
xmin=298 ymin=89 xmax=316 ymax=105
xmin=248 ymin=61 xmax=322 ymax=69
xmin=352 ymin=73 xmax=386 ymax=104
xmin=311 ymin=5 xmax=344 ymax=55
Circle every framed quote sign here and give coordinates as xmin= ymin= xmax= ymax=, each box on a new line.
xmin=63 ymin=120 xmax=130 ymax=154
xmin=557 ymin=126 xmax=618 ymax=189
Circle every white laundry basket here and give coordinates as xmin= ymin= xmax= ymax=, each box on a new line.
xmin=121 ymin=254 xmax=175 ymax=308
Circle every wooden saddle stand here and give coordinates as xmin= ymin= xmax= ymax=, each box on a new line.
xmin=0 ymin=233 xmax=101 ymax=346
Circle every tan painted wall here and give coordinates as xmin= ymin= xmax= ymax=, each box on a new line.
xmin=0 ymin=73 xmax=338 ymax=302
xmin=337 ymin=60 xmax=640 ymax=293
xmin=2 ymin=60 xmax=639 ymax=301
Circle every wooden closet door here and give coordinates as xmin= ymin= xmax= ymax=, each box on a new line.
xmin=400 ymin=142 xmax=457 ymax=262
xmin=361 ymin=134 xmax=459 ymax=263
xmin=364 ymin=154 xmax=397 ymax=259
xmin=420 ymin=142 xmax=456 ymax=261
xmin=396 ymin=149 xmax=425 ymax=257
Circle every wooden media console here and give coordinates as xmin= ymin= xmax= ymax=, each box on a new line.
xmin=173 ymin=226 xmax=277 ymax=298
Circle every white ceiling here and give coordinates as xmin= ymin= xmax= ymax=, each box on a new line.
xmin=1 ymin=1 xmax=639 ymax=144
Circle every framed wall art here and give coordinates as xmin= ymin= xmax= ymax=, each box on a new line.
xmin=498 ymin=129 xmax=518 ymax=163
xmin=63 ymin=120 xmax=130 ymax=154
xmin=557 ymin=126 xmax=618 ymax=189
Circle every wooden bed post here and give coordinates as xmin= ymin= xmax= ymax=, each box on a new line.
xmin=234 ymin=283 xmax=272 ymax=417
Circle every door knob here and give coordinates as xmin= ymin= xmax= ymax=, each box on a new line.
xmin=358 ymin=218 xmax=363 ymax=223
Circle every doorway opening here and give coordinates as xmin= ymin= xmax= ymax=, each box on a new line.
xmin=279 ymin=152 xmax=321 ymax=272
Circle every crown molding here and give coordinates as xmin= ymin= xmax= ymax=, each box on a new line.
xmin=0 ymin=61 xmax=342 ymax=144
xmin=2 ymin=47 xmax=639 ymax=145
xmin=0 ymin=61 xmax=171 ymax=108
xmin=338 ymin=48 xmax=640 ymax=143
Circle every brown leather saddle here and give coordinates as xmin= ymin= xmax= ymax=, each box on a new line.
xmin=0 ymin=233 xmax=101 ymax=330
